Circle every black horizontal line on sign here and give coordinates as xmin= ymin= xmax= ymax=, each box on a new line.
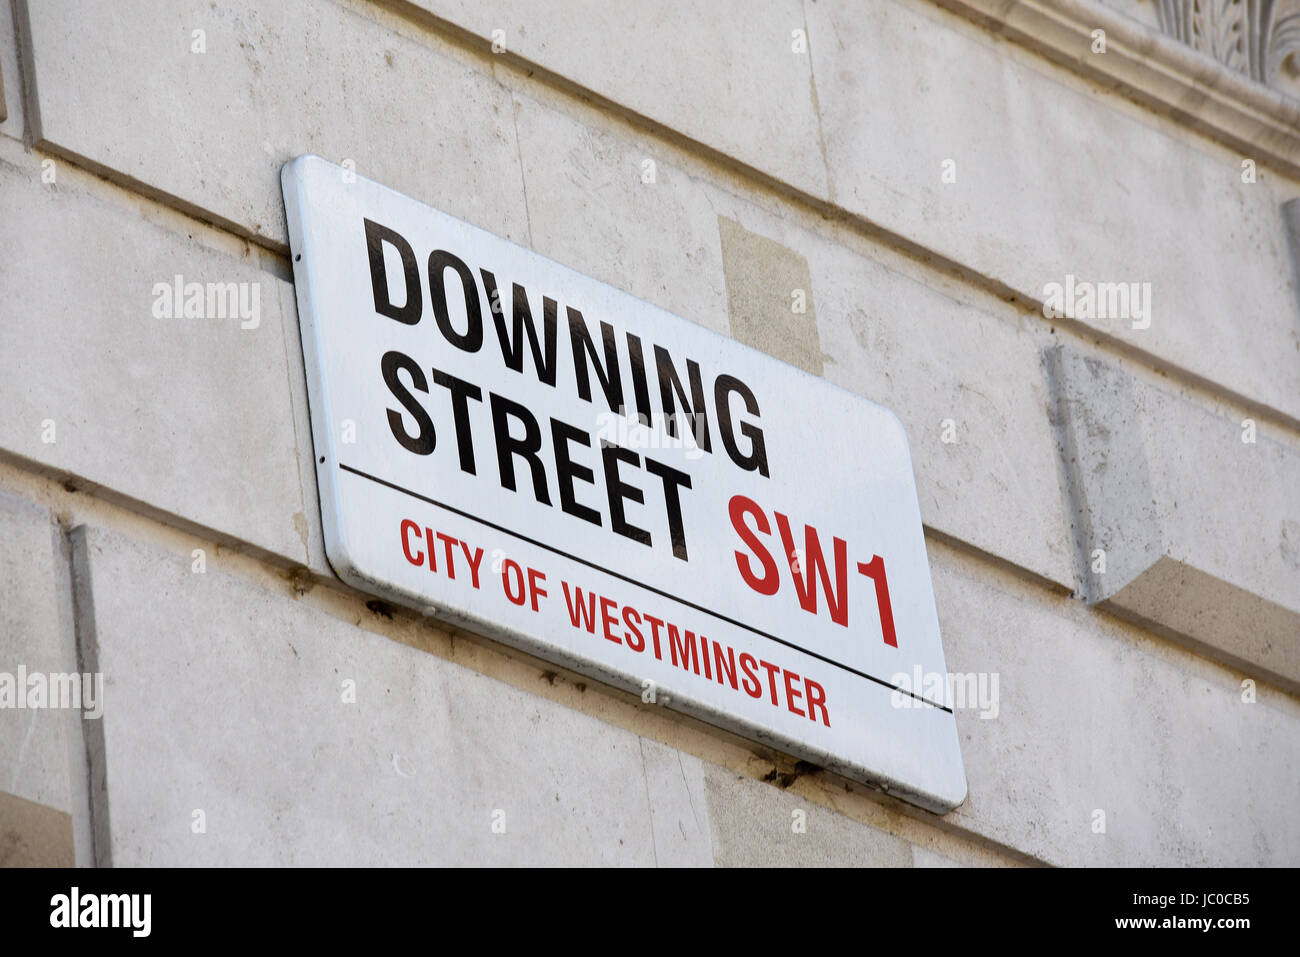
xmin=338 ymin=462 xmax=951 ymax=713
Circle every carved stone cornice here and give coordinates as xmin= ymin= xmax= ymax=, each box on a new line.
xmin=1155 ymin=0 xmax=1300 ymax=84
xmin=933 ymin=0 xmax=1300 ymax=177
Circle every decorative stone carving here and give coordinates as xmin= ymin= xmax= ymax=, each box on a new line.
xmin=1155 ymin=0 xmax=1300 ymax=84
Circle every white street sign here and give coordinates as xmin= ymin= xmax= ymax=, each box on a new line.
xmin=283 ymin=155 xmax=967 ymax=812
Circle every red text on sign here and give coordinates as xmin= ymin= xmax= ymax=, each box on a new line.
xmin=728 ymin=494 xmax=898 ymax=647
